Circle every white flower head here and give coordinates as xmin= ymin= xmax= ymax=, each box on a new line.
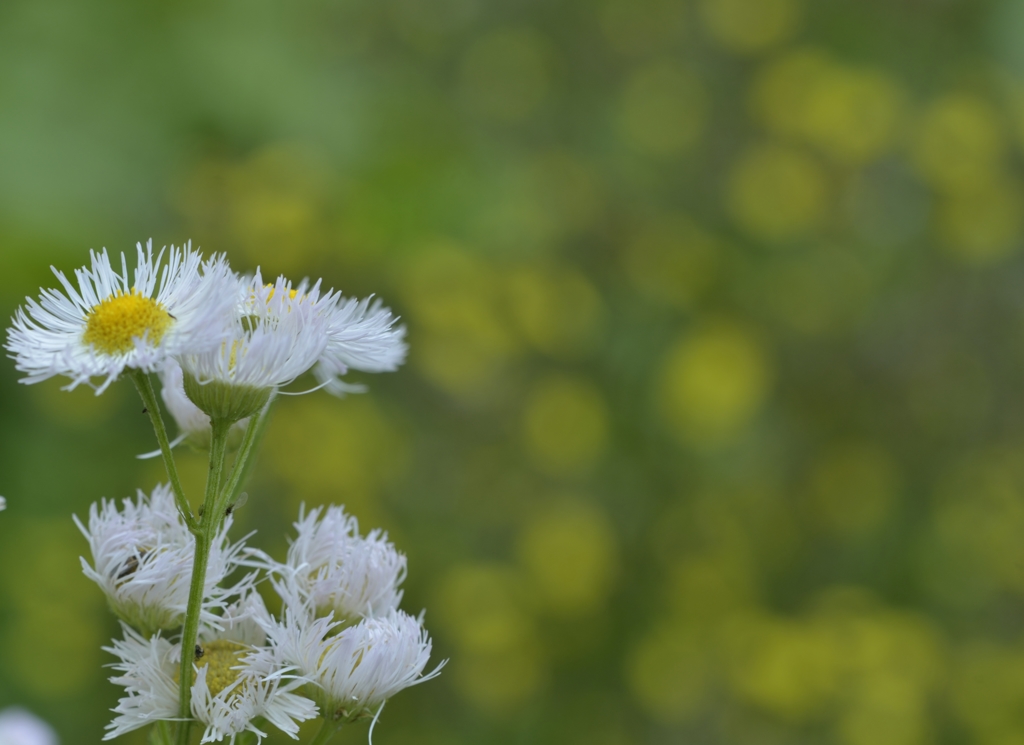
xmin=313 ymin=296 xmax=407 ymax=397
xmin=278 ymin=505 xmax=406 ymax=622
xmin=177 ymin=270 xmax=335 ymax=419
xmin=159 ymin=360 xmax=249 ymax=449
xmin=74 ymin=484 xmax=251 ymax=634
xmin=0 ymin=707 xmax=59 ymax=745
xmin=256 ymin=507 xmax=439 ymax=726
xmin=267 ymin=606 xmax=441 ymax=723
xmin=104 ymin=600 xmax=317 ymax=743
xmin=180 ymin=269 xmax=334 ymax=390
xmin=6 ymin=240 xmax=235 ymax=394
xmin=0 ymin=496 xmax=6 ymax=511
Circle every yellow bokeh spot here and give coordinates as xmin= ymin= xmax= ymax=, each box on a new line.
xmin=951 ymin=641 xmax=1024 ymax=743
xmin=660 ymin=323 xmax=771 ymax=447
xmin=726 ymin=598 xmax=942 ymax=731
xmin=523 ymin=375 xmax=609 ymax=475
xmin=416 ymin=332 xmax=514 ymax=401
xmin=626 ymin=623 xmax=707 ymax=722
xmin=929 ymin=448 xmax=1024 ymax=597
xmin=751 ymin=48 xmax=832 ymax=136
xmin=434 ymin=565 xmax=545 ymax=711
xmin=622 ymin=213 xmax=721 ymax=309
xmin=752 ymin=50 xmax=905 ymax=164
xmin=264 ymin=395 xmax=407 ymax=519
xmin=452 ymin=642 xmax=545 ymax=714
xmin=838 ymin=673 xmax=929 ymax=745
xmin=517 ymin=500 xmax=617 ymax=617
xmin=82 ymin=289 xmax=172 ymax=355
xmin=911 ymin=93 xmax=1006 ymax=193
xmin=724 ymin=614 xmax=841 ymax=722
xmin=753 ymin=50 xmax=905 ymax=164
xmin=435 ymin=565 xmax=533 ymax=653
xmin=174 ymin=145 xmax=328 ymax=273
xmin=808 ymin=442 xmax=899 ymax=535
xmin=599 ymin=0 xmax=687 ymax=56
xmin=505 ymin=267 xmax=603 ymax=359
xmin=802 ymin=68 xmax=904 ymax=164
xmin=839 ymin=608 xmax=941 ymax=689
xmin=618 ymin=61 xmax=707 ymax=157
xmin=699 ymin=0 xmax=801 ymax=54
xmin=818 ymin=599 xmax=940 ymax=745
xmin=728 ymin=143 xmax=827 ymax=241
xmin=1 ymin=520 xmax=103 ymax=696
xmin=937 ymin=178 xmax=1024 ymax=264
xmin=462 ymin=28 xmax=549 ymax=122
xmin=400 ymin=243 xmax=519 ymax=399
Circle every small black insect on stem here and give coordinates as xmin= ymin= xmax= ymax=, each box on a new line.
xmin=195 ymin=645 xmax=204 ymax=659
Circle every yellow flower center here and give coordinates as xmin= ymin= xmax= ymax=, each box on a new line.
xmin=82 ymin=289 xmax=173 ymax=355
xmin=195 ymin=640 xmax=248 ymax=698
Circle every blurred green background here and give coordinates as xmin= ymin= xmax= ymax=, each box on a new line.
xmin=4 ymin=0 xmax=1024 ymax=743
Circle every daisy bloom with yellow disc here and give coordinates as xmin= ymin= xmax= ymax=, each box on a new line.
xmin=5 ymin=240 xmax=235 ymax=393
xmin=104 ymin=593 xmax=317 ymax=742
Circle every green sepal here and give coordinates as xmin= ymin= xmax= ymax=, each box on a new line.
xmin=183 ymin=372 xmax=271 ymax=424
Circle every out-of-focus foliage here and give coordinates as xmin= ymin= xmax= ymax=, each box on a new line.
xmin=3 ymin=0 xmax=1024 ymax=743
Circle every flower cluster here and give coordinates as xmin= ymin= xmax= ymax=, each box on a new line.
xmin=5 ymin=243 xmax=437 ymax=744
xmin=6 ymin=239 xmax=406 ymax=420
xmin=95 ymin=503 xmax=438 ymax=742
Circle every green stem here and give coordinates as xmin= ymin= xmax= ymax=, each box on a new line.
xmin=308 ymin=719 xmax=342 ymax=745
xmin=148 ymin=720 xmax=174 ymax=745
xmin=129 ymin=369 xmax=198 ymax=533
xmin=215 ymin=398 xmax=274 ymax=518
xmin=175 ymin=417 xmax=231 ymax=745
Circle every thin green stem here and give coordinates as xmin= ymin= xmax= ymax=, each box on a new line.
xmin=307 ymin=719 xmax=342 ymax=745
xmin=129 ymin=369 xmax=198 ymax=533
xmin=148 ymin=720 xmax=174 ymax=745
xmin=215 ymin=398 xmax=274 ymax=518
xmin=175 ymin=417 xmax=231 ymax=745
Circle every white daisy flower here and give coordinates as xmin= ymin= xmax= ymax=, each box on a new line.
xmin=273 ymin=506 xmax=406 ymax=622
xmin=0 ymin=496 xmax=6 ymax=511
xmin=177 ymin=270 xmax=334 ymax=420
xmin=104 ymin=595 xmax=317 ymax=743
xmin=155 ymin=360 xmax=249 ymax=452
xmin=0 ymin=707 xmax=59 ymax=745
xmin=74 ymin=484 xmax=252 ymax=634
xmin=6 ymin=240 xmax=235 ymax=394
xmin=266 ymin=605 xmax=441 ymax=723
xmin=313 ymin=296 xmax=407 ymax=397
